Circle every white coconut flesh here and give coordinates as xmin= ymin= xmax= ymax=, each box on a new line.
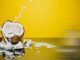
xmin=2 ymin=21 xmax=24 ymax=37
xmin=13 ymin=22 xmax=24 ymax=36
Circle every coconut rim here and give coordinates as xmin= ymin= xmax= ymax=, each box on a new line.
xmin=1 ymin=21 xmax=24 ymax=37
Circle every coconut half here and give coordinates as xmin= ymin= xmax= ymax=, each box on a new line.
xmin=2 ymin=21 xmax=24 ymax=37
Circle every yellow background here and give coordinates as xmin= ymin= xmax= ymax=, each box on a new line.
xmin=0 ymin=0 xmax=80 ymax=38
xmin=0 ymin=0 xmax=80 ymax=60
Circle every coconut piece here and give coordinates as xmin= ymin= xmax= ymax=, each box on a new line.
xmin=2 ymin=21 xmax=24 ymax=37
xmin=11 ymin=36 xmax=20 ymax=44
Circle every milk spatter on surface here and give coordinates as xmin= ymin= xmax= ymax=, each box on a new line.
xmin=23 ymin=39 xmax=56 ymax=48
xmin=23 ymin=39 xmax=32 ymax=48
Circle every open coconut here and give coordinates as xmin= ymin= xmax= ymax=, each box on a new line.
xmin=2 ymin=21 xmax=24 ymax=44
xmin=2 ymin=21 xmax=24 ymax=38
